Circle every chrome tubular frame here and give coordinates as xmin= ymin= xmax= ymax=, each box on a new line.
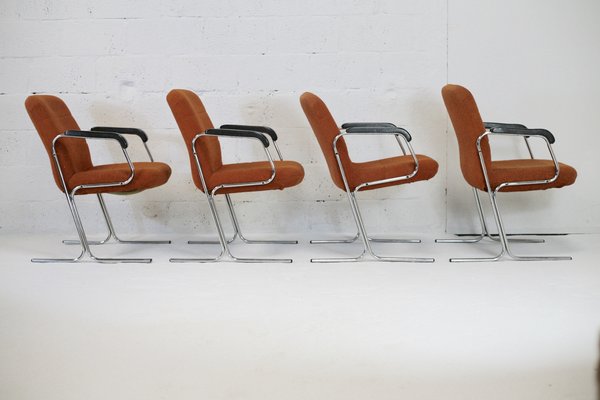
xmin=311 ymin=129 xmax=434 ymax=263
xmin=170 ymin=132 xmax=294 ymax=263
xmin=32 ymin=134 xmax=154 ymax=263
xmin=447 ymin=131 xmax=570 ymax=262
xmin=61 ymin=131 xmax=169 ymax=247
xmin=436 ymin=129 xmax=544 ymax=245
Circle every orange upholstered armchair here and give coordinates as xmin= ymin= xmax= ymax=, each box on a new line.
xmin=300 ymin=92 xmax=439 ymax=263
xmin=438 ymin=84 xmax=577 ymax=262
xmin=25 ymin=95 xmax=172 ymax=263
xmin=166 ymin=89 xmax=304 ymax=263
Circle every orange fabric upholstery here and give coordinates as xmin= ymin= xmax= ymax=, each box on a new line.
xmin=441 ymin=85 xmax=491 ymax=190
xmin=207 ymin=161 xmax=304 ymax=194
xmin=442 ymin=84 xmax=577 ymax=192
xmin=166 ymin=89 xmax=304 ymax=194
xmin=67 ymin=162 xmax=172 ymax=195
xmin=25 ymin=95 xmax=93 ymax=191
xmin=489 ymin=159 xmax=576 ymax=192
xmin=300 ymin=92 xmax=438 ymax=192
xmin=349 ymin=155 xmax=439 ymax=191
xmin=25 ymin=95 xmax=171 ymax=195
xmin=166 ymin=89 xmax=221 ymax=190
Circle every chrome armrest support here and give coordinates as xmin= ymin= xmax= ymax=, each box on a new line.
xmin=191 ymin=131 xmax=276 ymax=197
xmin=52 ymin=131 xmax=135 ymax=196
xmin=476 ymin=130 xmax=560 ymax=193
xmin=333 ymin=129 xmax=419 ymax=193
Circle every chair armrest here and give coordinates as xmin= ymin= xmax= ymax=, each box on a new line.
xmin=91 ymin=126 xmax=148 ymax=143
xmin=64 ymin=130 xmax=128 ymax=148
xmin=484 ymin=122 xmax=527 ymax=130
xmin=206 ymin=128 xmax=270 ymax=148
xmin=345 ymin=126 xmax=412 ymax=142
xmin=220 ymin=124 xmax=278 ymax=142
xmin=341 ymin=122 xmax=397 ymax=129
xmin=490 ymin=127 xmax=556 ymax=144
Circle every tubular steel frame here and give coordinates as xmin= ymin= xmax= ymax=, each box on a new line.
xmin=311 ymin=127 xmax=434 ymax=263
xmin=437 ymin=130 xmax=571 ymax=262
xmin=170 ymin=131 xmax=296 ymax=264
xmin=32 ymin=133 xmax=166 ymax=264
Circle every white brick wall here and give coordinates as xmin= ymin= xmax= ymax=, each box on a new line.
xmin=0 ymin=0 xmax=597 ymax=236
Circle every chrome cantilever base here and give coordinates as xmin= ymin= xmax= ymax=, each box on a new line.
xmin=436 ymin=233 xmax=544 ymax=244
xmin=63 ymin=194 xmax=171 ymax=245
xmin=310 ymin=192 xmax=433 ymax=264
xmin=170 ymin=253 xmax=292 ymax=264
xmin=440 ymin=187 xmax=571 ymax=263
xmin=311 ymin=232 xmax=420 ymax=244
xmin=188 ymin=194 xmax=298 ymax=246
xmin=449 ymin=252 xmax=571 ymax=263
xmin=32 ymin=254 xmax=152 ymax=264
xmin=33 ymin=194 xmax=155 ymax=264
xmin=311 ymin=250 xmax=433 ymax=263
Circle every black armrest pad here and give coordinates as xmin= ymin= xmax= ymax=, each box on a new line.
xmin=484 ymin=122 xmax=527 ymax=130
xmin=491 ymin=127 xmax=556 ymax=144
xmin=91 ymin=126 xmax=148 ymax=142
xmin=206 ymin=128 xmax=270 ymax=147
xmin=65 ymin=130 xmax=128 ymax=148
xmin=220 ymin=124 xmax=277 ymax=141
xmin=345 ymin=126 xmax=412 ymax=142
xmin=341 ymin=122 xmax=397 ymax=129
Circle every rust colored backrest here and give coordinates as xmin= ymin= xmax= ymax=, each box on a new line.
xmin=166 ymin=89 xmax=222 ymax=190
xmin=441 ymin=84 xmax=491 ymax=190
xmin=25 ymin=95 xmax=93 ymax=192
xmin=299 ymin=92 xmax=351 ymax=190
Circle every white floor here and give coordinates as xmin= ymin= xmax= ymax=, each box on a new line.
xmin=0 ymin=233 xmax=599 ymax=400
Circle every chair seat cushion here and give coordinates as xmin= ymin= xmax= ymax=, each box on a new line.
xmin=204 ymin=160 xmax=304 ymax=194
xmin=67 ymin=162 xmax=171 ymax=195
xmin=345 ymin=154 xmax=438 ymax=191
xmin=487 ymin=159 xmax=577 ymax=192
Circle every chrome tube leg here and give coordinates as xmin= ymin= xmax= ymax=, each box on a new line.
xmin=172 ymin=194 xmax=292 ymax=263
xmin=311 ymin=190 xmax=367 ymax=263
xmin=436 ymin=188 xmax=486 ymax=244
xmin=349 ymin=193 xmax=433 ymax=263
xmin=489 ymin=192 xmax=571 ymax=261
xmin=63 ymin=194 xmax=171 ymax=245
xmin=33 ymin=194 xmax=152 ymax=263
xmin=476 ymin=189 xmax=544 ymax=244
xmin=436 ymin=188 xmax=544 ymax=244
xmin=311 ymin=190 xmax=433 ymax=263
xmin=449 ymin=189 xmax=505 ymax=263
xmin=225 ymin=194 xmax=298 ymax=245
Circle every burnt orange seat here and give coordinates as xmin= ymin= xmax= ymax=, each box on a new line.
xmin=25 ymin=94 xmax=172 ymax=264
xmin=166 ymin=89 xmax=305 ymax=263
xmin=439 ymin=84 xmax=576 ymax=262
xmin=207 ymin=161 xmax=304 ymax=195
xmin=300 ymin=92 xmax=438 ymax=263
xmin=67 ymin=162 xmax=171 ymax=195
xmin=346 ymin=155 xmax=439 ymax=192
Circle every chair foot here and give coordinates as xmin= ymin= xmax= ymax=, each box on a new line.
xmin=311 ymin=252 xmax=434 ymax=263
xmin=449 ymin=253 xmax=571 ymax=263
xmin=188 ymin=238 xmax=297 ymax=245
xmin=170 ymin=256 xmax=292 ymax=263
xmin=436 ymin=235 xmax=544 ymax=244
xmin=311 ymin=236 xmax=421 ymax=244
xmin=32 ymin=256 xmax=152 ymax=264
xmin=63 ymin=238 xmax=171 ymax=245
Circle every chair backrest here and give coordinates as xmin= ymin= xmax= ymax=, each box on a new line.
xmin=299 ymin=92 xmax=351 ymax=190
xmin=25 ymin=95 xmax=93 ymax=192
xmin=166 ymin=89 xmax=223 ymax=190
xmin=441 ymin=84 xmax=491 ymax=189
